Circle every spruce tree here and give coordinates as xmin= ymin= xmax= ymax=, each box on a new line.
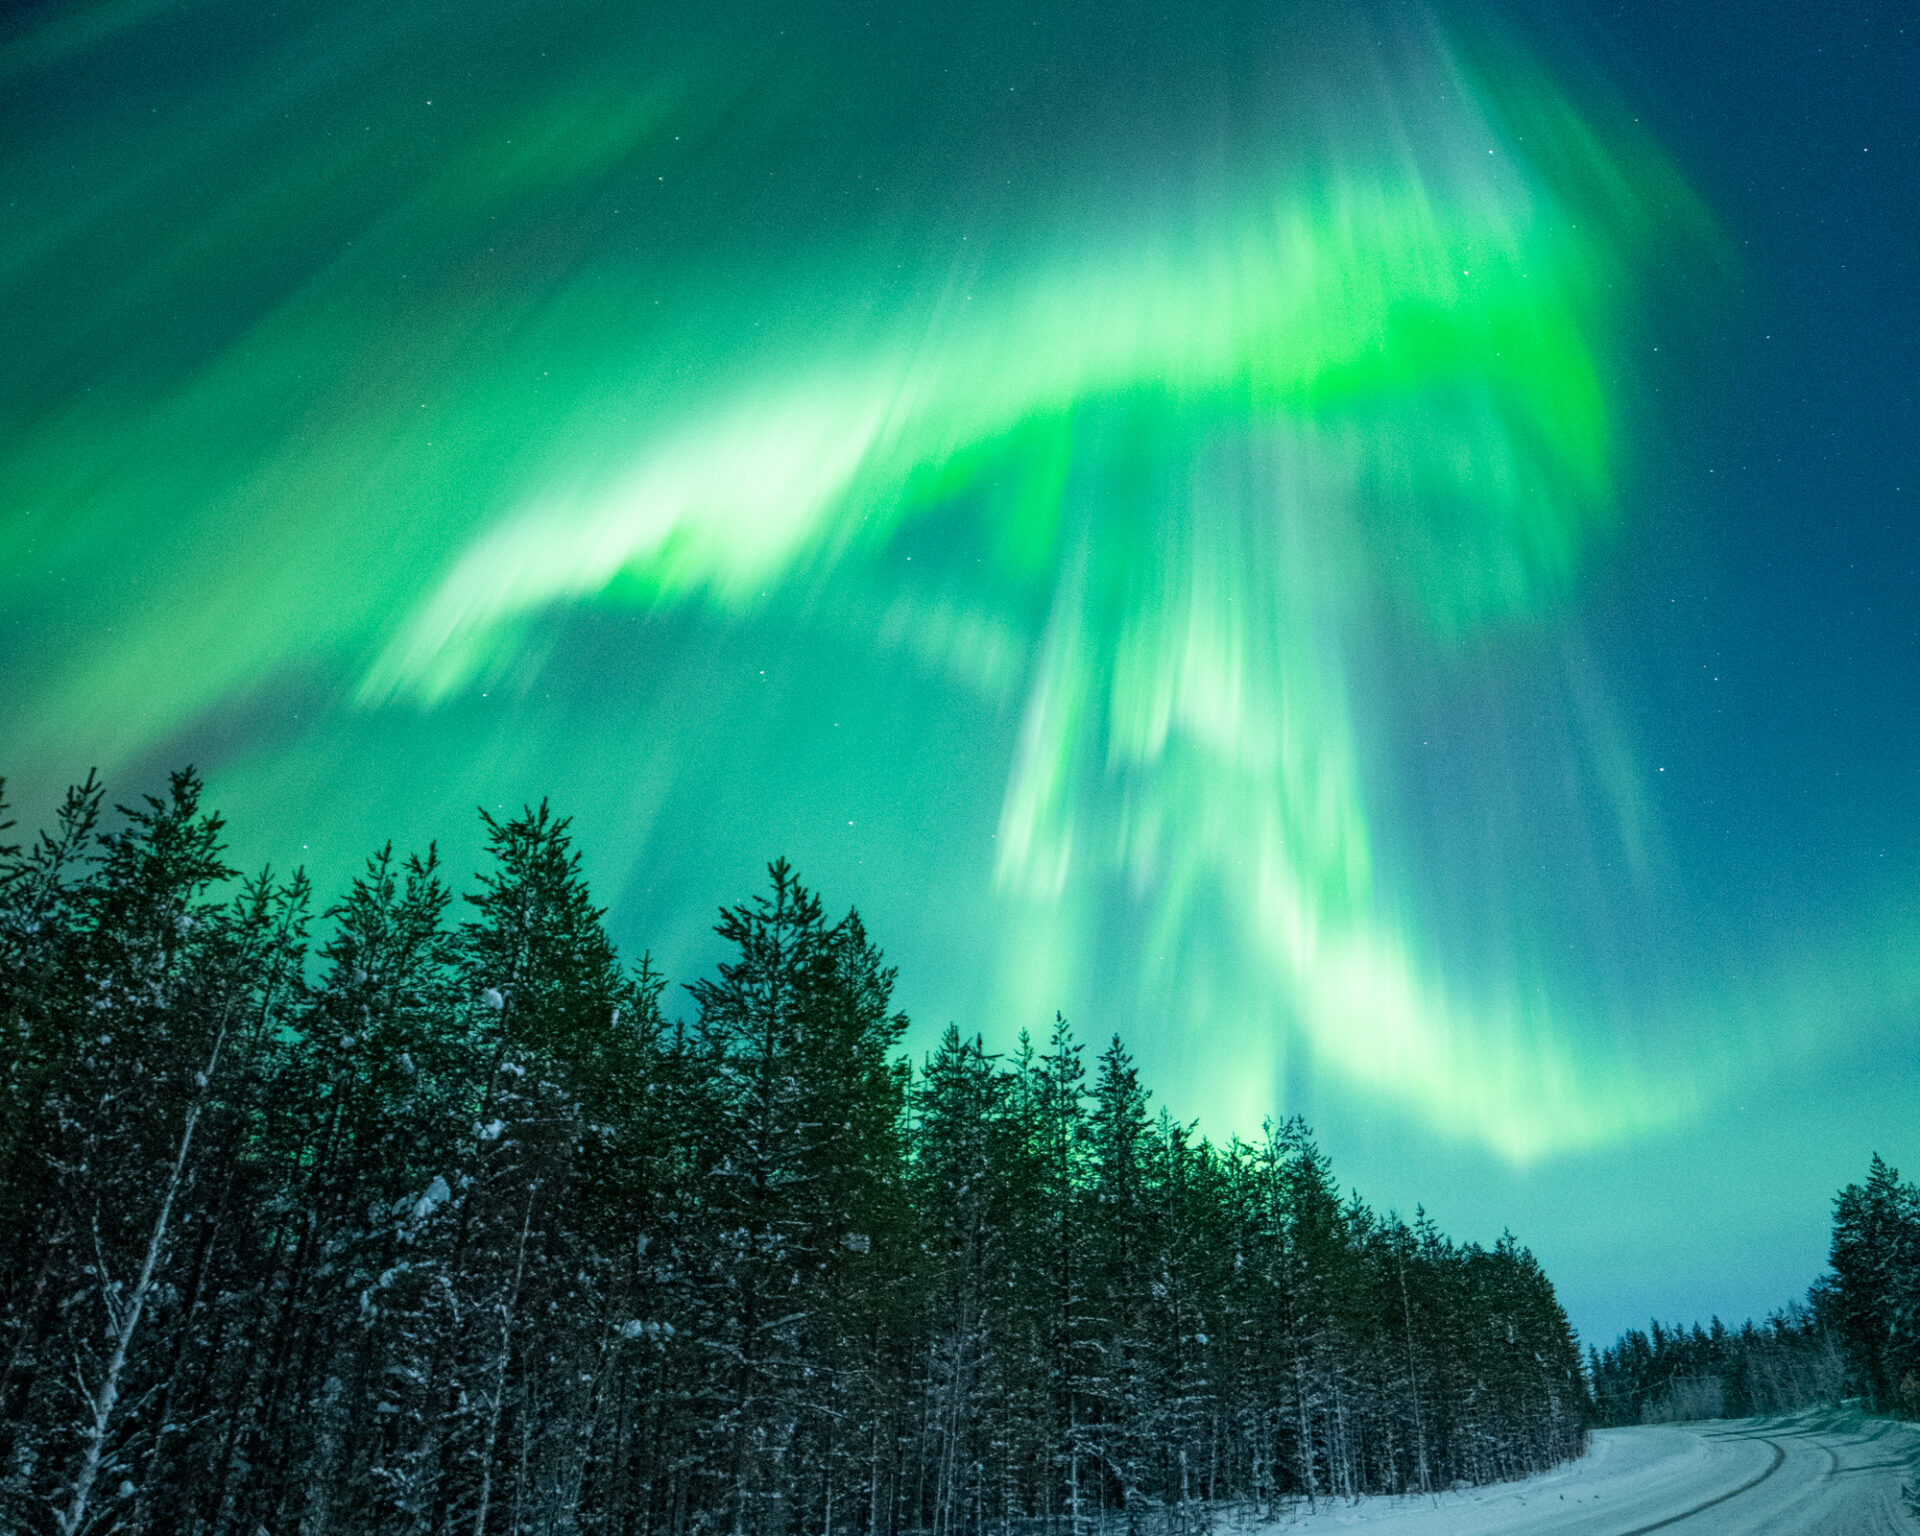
xmin=0 ymin=769 xmax=1604 ymax=1536
xmin=1831 ymin=1154 xmax=1920 ymax=1412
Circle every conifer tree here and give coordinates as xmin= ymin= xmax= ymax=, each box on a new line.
xmin=1831 ymin=1153 xmax=1920 ymax=1413
xmin=235 ymin=843 xmax=459 ymax=1535
xmin=912 ymin=1027 xmax=1011 ymax=1536
xmin=0 ymin=770 xmax=1600 ymax=1536
xmin=1086 ymin=1036 xmax=1152 ymax=1526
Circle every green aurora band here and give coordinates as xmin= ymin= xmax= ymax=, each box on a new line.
xmin=9 ymin=0 xmax=1860 ymax=1162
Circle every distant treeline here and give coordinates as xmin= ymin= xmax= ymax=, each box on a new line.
xmin=1590 ymin=1155 xmax=1920 ymax=1425
xmin=1588 ymin=1307 xmax=1844 ymax=1425
xmin=0 ymin=771 xmax=1587 ymax=1536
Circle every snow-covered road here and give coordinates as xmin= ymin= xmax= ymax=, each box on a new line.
xmin=1267 ymin=1412 xmax=1920 ymax=1534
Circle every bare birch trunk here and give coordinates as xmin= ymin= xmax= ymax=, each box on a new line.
xmin=57 ymin=1021 xmax=226 ymax=1536
xmin=472 ymin=1187 xmax=537 ymax=1536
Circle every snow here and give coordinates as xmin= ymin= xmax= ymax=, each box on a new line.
xmin=1245 ymin=1415 xmax=1920 ymax=1534
xmin=411 ymin=1175 xmax=452 ymax=1220
xmin=1249 ymin=1429 xmax=1722 ymax=1533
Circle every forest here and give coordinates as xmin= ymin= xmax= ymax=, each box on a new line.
xmin=1 ymin=769 xmax=1589 ymax=1535
xmin=1589 ymin=1154 xmax=1920 ymax=1427
xmin=1588 ymin=1305 xmax=1844 ymax=1425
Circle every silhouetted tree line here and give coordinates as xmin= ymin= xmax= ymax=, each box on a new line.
xmin=0 ymin=771 xmax=1587 ymax=1536
xmin=1587 ymin=1307 xmax=1844 ymax=1425
xmin=1590 ymin=1153 xmax=1920 ymax=1425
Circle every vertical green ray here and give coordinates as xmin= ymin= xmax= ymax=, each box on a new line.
xmin=1 ymin=0 xmax=1725 ymax=1154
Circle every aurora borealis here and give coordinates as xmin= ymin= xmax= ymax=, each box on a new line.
xmin=3 ymin=0 xmax=1917 ymax=1345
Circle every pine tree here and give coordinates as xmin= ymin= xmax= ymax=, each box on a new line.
xmin=1086 ymin=1036 xmax=1152 ymax=1529
xmin=0 ymin=770 xmax=1603 ymax=1536
xmin=1831 ymin=1153 xmax=1920 ymax=1412
xmin=432 ymin=801 xmax=633 ymax=1536
xmin=1022 ymin=1017 xmax=1094 ymax=1536
xmin=223 ymin=843 xmax=459 ymax=1536
xmin=0 ymin=774 xmax=106 ymax=1501
xmin=912 ymin=1028 xmax=1004 ymax=1536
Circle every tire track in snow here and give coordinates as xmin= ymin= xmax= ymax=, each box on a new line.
xmin=1608 ymin=1439 xmax=1786 ymax=1535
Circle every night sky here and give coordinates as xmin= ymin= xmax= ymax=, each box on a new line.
xmin=3 ymin=0 xmax=1915 ymax=1350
